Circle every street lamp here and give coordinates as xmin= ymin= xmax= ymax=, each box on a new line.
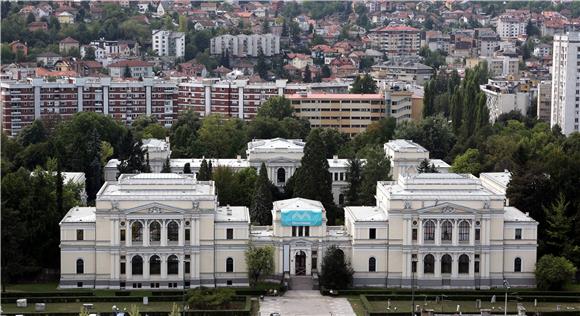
xmin=411 ymin=256 xmax=418 ymax=316
xmin=503 ymin=279 xmax=510 ymax=316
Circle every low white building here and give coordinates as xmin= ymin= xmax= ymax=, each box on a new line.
xmin=384 ymin=139 xmax=451 ymax=180
xmin=480 ymin=80 xmax=530 ymax=123
xmin=59 ymin=170 xmax=537 ymax=289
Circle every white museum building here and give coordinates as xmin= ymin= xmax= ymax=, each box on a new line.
xmin=60 ymin=139 xmax=537 ymax=289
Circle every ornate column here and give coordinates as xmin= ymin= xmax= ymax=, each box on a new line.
xmin=178 ymin=255 xmax=184 ymax=280
xmin=161 ymin=255 xmax=168 ymax=279
xmin=469 ymin=254 xmax=475 ymax=277
xmin=144 ymin=254 xmax=150 ymax=280
xmin=435 ymin=219 xmax=441 ymax=246
xmin=417 ymin=220 xmax=423 ymax=245
xmin=178 ymin=220 xmax=184 ymax=247
xmin=127 ymin=256 xmax=132 ymax=279
xmin=434 ymin=254 xmax=441 ymax=278
xmin=452 ymin=220 xmax=458 ymax=246
xmin=126 ymin=222 xmax=132 ymax=247
xmin=143 ymin=220 xmax=150 ymax=247
xmin=469 ymin=220 xmax=475 ymax=245
xmin=161 ymin=220 xmax=167 ymax=247
xmin=451 ymin=253 xmax=458 ymax=278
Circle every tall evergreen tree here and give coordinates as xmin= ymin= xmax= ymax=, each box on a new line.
xmin=292 ymin=130 xmax=336 ymax=223
xmin=86 ymin=128 xmax=102 ymax=201
xmin=183 ymin=162 xmax=192 ymax=174
xmin=350 ymin=74 xmax=377 ymax=94
xmin=474 ymin=92 xmax=490 ymax=132
xmin=198 ymin=159 xmax=211 ymax=180
xmin=543 ymin=193 xmax=572 ymax=258
xmin=417 ymin=158 xmax=438 ymax=173
xmin=161 ymin=156 xmax=171 ymax=173
xmin=303 ymin=65 xmax=312 ymax=83
xmin=250 ymin=163 xmax=273 ymax=225
xmin=56 ymin=159 xmax=64 ymax=214
xmin=117 ymin=131 xmax=146 ymax=175
xmin=359 ymin=147 xmax=391 ymax=205
xmin=345 ymin=158 xmax=363 ymax=205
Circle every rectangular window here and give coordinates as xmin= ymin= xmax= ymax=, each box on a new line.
xmin=412 ymin=228 xmax=417 ymax=241
xmin=292 ymin=226 xmax=297 ymax=236
xmin=185 ymin=261 xmax=190 ymax=274
xmin=411 ymin=261 xmax=417 ymax=273
xmin=120 ymin=229 xmax=126 ymax=242
xmin=475 ymin=261 xmax=480 ymax=273
xmin=515 ymin=228 xmax=522 ymax=240
xmin=226 ymin=228 xmax=233 ymax=240
xmin=298 ymin=226 xmax=304 ymax=236
xmin=369 ymin=228 xmax=376 ymax=240
xmin=305 ymin=226 xmax=310 ymax=237
xmin=185 ymin=229 xmax=190 ymax=241
xmin=475 ymin=228 xmax=480 ymax=241
xmin=76 ymin=229 xmax=84 ymax=241
xmin=120 ymin=262 xmax=126 ymax=274
xmin=77 ymin=282 xmax=83 ymax=288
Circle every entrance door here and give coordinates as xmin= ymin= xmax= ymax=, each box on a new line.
xmin=295 ymin=251 xmax=306 ymax=275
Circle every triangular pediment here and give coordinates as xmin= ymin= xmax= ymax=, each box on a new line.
xmin=123 ymin=202 xmax=188 ymax=215
xmin=416 ymin=202 xmax=479 ymax=215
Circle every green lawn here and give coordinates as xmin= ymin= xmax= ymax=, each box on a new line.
xmin=346 ymin=296 xmax=366 ymax=316
xmin=2 ymin=301 xmax=178 ymax=314
xmin=362 ymin=299 xmax=580 ymax=314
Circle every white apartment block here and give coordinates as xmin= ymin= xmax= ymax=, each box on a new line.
xmin=210 ymin=34 xmax=280 ymax=57
xmin=480 ymin=80 xmax=530 ymax=123
xmin=551 ymin=32 xmax=580 ymax=135
xmin=152 ymin=30 xmax=185 ymax=58
xmin=479 ymin=56 xmax=519 ymax=77
xmin=497 ymin=15 xmax=528 ymax=39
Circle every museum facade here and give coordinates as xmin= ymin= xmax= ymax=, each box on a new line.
xmin=60 ymin=139 xmax=536 ymax=290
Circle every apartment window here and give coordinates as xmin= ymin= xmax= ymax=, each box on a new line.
xmin=226 ymin=228 xmax=233 ymax=240
xmin=76 ymin=229 xmax=84 ymax=241
xmin=515 ymin=228 xmax=522 ymax=240
xmin=369 ymin=228 xmax=376 ymax=240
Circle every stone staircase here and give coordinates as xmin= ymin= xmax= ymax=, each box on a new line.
xmin=289 ymin=275 xmax=314 ymax=290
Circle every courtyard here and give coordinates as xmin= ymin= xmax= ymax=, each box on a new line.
xmin=259 ymin=290 xmax=356 ymax=316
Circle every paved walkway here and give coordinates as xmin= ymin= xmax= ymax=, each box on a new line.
xmin=258 ymin=290 xmax=356 ymax=316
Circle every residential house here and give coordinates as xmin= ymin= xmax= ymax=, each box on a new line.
xmin=28 ymin=21 xmax=48 ymax=32
xmin=36 ymin=52 xmax=62 ymax=67
xmin=57 ymin=11 xmax=75 ymax=24
xmin=108 ymin=60 xmax=154 ymax=78
xmin=9 ymin=41 xmax=28 ymax=57
xmin=59 ymin=37 xmax=80 ymax=54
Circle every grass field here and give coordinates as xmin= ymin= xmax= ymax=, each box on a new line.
xmin=361 ymin=299 xmax=580 ymax=314
xmin=2 ymin=301 xmax=178 ymax=314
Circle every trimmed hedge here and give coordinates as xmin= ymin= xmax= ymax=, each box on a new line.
xmin=359 ymin=294 xmax=580 ymax=303
xmin=2 ymin=292 xmax=94 ymax=298
xmin=326 ymin=288 xmax=580 ymax=297
xmin=1 ymin=295 xmax=187 ymax=304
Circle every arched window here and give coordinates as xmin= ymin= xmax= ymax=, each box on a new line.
xmin=277 ymin=168 xmax=286 ymax=183
xmin=369 ymin=257 xmax=376 ymax=272
xmin=424 ymin=220 xmax=435 ymax=241
xmin=441 ymin=221 xmax=453 ymax=241
xmin=76 ymin=259 xmax=84 ymax=274
xmin=150 ymin=255 xmax=161 ymax=275
xmin=150 ymin=221 xmax=161 ymax=242
xmin=132 ymin=255 xmax=143 ymax=275
xmin=131 ymin=222 xmax=143 ymax=242
xmin=458 ymin=254 xmax=469 ymax=274
xmin=514 ymin=258 xmax=522 ymax=272
xmin=441 ymin=254 xmax=452 ymax=274
xmin=459 ymin=221 xmax=470 ymax=241
xmin=226 ymin=257 xmax=234 ymax=272
xmin=424 ymin=254 xmax=435 ymax=274
xmin=168 ymin=255 xmax=179 ymax=275
xmin=167 ymin=221 xmax=179 ymax=242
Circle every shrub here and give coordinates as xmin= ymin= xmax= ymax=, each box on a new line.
xmin=536 ymin=255 xmax=577 ymax=290
xmin=186 ymin=287 xmax=236 ymax=310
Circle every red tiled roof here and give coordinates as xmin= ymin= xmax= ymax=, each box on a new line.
xmin=60 ymin=37 xmax=79 ymax=44
xmin=373 ymin=25 xmax=419 ymax=32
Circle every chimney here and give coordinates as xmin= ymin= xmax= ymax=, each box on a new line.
xmin=236 ymin=155 xmax=241 ymax=162
xmin=333 ymin=155 xmax=338 ymax=162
